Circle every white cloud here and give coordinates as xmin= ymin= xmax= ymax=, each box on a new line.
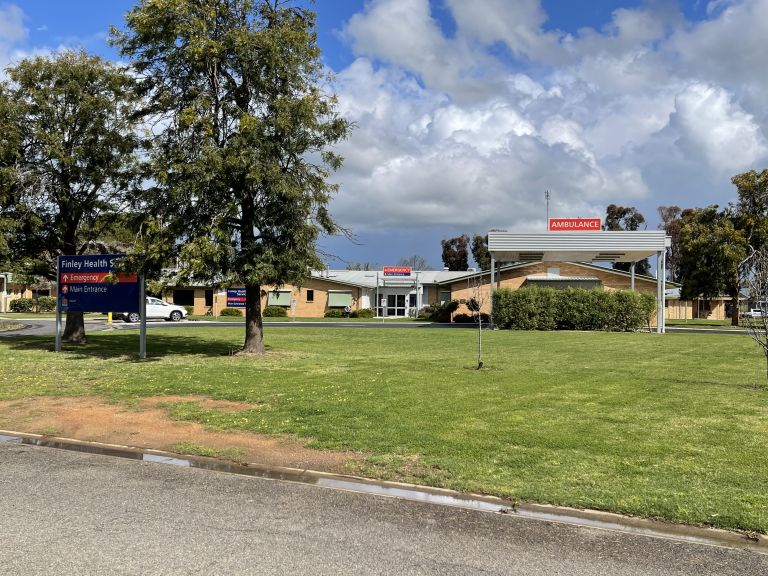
xmin=342 ymin=0 xmax=502 ymax=103
xmin=328 ymin=0 xmax=768 ymax=235
xmin=0 ymin=3 xmax=27 ymax=69
xmin=0 ymin=4 xmax=26 ymax=44
xmin=669 ymin=82 xmax=767 ymax=173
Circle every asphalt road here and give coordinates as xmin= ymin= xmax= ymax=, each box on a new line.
xmin=1 ymin=317 xmax=750 ymax=337
xmin=0 ymin=443 xmax=765 ymax=576
xmin=0 ymin=318 xmax=478 ymax=337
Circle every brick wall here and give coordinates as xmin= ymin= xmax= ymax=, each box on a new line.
xmin=169 ymin=279 xmax=365 ymax=317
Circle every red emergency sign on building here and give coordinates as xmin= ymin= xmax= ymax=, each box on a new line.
xmin=549 ymin=218 xmax=602 ymax=231
xmin=383 ymin=266 xmax=412 ymax=276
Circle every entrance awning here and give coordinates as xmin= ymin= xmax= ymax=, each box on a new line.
xmin=487 ymin=231 xmax=670 ymax=262
xmin=487 ymin=231 xmax=671 ymax=333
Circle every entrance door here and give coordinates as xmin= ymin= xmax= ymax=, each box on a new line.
xmin=386 ymin=294 xmax=406 ymax=316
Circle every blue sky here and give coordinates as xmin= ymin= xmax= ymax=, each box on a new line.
xmin=3 ymin=1 xmax=767 ymax=269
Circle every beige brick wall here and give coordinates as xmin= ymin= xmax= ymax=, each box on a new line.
xmin=169 ymin=280 xmax=366 ymax=317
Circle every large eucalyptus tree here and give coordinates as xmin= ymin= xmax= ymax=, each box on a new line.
xmin=0 ymin=51 xmax=142 ymax=343
xmin=113 ymin=0 xmax=351 ymax=354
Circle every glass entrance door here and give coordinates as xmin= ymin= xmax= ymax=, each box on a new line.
xmin=386 ymin=294 xmax=406 ymax=316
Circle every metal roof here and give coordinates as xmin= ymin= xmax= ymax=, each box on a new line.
xmin=312 ymin=269 xmax=471 ymax=288
xmin=488 ymin=231 xmax=671 ymax=263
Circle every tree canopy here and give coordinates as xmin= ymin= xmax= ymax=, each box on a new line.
xmin=397 ymin=255 xmax=433 ymax=271
xmin=113 ymin=0 xmax=351 ymax=353
xmin=441 ymin=234 xmax=470 ymax=271
xmin=657 ymin=205 xmax=694 ymax=283
xmin=471 ymin=234 xmax=490 ymax=270
xmin=679 ymin=206 xmax=748 ymax=324
xmin=0 ymin=50 xmax=142 ymax=342
xmin=604 ymin=204 xmax=650 ymax=275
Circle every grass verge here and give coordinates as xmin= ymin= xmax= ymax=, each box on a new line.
xmin=173 ymin=441 xmax=247 ymax=463
xmin=1 ymin=327 xmax=767 ymax=532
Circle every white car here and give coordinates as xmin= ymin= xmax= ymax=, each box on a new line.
xmin=118 ymin=297 xmax=188 ymax=323
xmin=745 ymin=308 xmax=765 ymax=319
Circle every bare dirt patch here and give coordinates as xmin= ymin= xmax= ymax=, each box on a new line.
xmin=0 ymin=396 xmax=354 ymax=472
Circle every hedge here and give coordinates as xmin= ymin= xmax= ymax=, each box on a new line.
xmin=491 ymin=287 xmax=656 ymax=331
xmin=421 ymin=300 xmax=459 ymax=323
xmin=263 ymin=305 xmax=288 ymax=317
xmin=9 ymin=297 xmax=57 ymax=313
xmin=220 ymin=307 xmax=243 ymax=317
xmin=9 ymin=298 xmax=34 ymax=313
xmin=351 ymin=308 xmax=374 ymax=318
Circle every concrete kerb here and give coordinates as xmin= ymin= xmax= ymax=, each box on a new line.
xmin=1 ymin=429 xmax=765 ymax=555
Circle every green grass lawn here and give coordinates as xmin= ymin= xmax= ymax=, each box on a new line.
xmin=2 ymin=327 xmax=768 ymax=532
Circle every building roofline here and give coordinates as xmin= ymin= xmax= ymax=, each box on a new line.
xmin=435 ymin=261 xmax=681 ymax=287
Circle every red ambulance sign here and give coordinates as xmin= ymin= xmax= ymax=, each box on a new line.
xmin=549 ymin=218 xmax=602 ymax=231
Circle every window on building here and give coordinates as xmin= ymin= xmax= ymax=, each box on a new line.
xmin=205 ymin=289 xmax=213 ymax=307
xmin=439 ymin=290 xmax=451 ymax=303
xmin=173 ymin=289 xmax=195 ymax=306
xmin=306 ymin=289 xmax=314 ymax=303
xmin=328 ymin=291 xmax=352 ymax=308
xmin=267 ymin=290 xmax=292 ymax=306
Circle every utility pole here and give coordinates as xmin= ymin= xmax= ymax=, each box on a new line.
xmin=544 ymin=190 xmax=550 ymax=229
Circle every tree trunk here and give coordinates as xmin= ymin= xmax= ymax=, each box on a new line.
xmin=243 ymin=283 xmax=266 ymax=354
xmin=63 ymin=310 xmax=87 ymax=344
xmin=732 ymin=294 xmax=740 ymax=327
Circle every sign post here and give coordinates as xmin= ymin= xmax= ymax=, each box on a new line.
xmin=56 ymin=254 xmax=140 ymax=355
xmin=55 ymin=257 xmax=62 ymax=352
xmin=139 ymin=275 xmax=146 ymax=359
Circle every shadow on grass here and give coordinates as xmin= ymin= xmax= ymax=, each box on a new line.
xmin=3 ymin=331 xmax=244 ymax=361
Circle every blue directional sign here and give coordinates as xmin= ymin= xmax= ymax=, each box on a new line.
xmin=58 ymin=254 xmax=139 ymax=313
xmin=226 ymin=288 xmax=246 ymax=308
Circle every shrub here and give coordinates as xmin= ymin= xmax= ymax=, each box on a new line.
xmin=534 ymin=287 xmax=558 ymax=331
xmin=640 ymin=292 xmax=657 ymax=327
xmin=183 ymin=305 xmax=195 ymax=316
xmin=428 ymin=300 xmax=459 ymax=323
xmin=505 ymin=287 xmax=540 ymax=330
xmin=9 ymin=298 xmax=34 ymax=313
xmin=494 ymin=286 xmax=654 ymax=332
xmin=453 ymin=313 xmax=475 ymax=323
xmin=220 ymin=307 xmax=243 ymax=317
xmin=36 ymin=296 xmax=56 ymax=312
xmin=324 ymin=308 xmax=344 ymax=317
xmin=351 ymin=308 xmax=373 ymax=318
xmin=263 ymin=305 xmax=288 ymax=317
xmin=416 ymin=308 xmax=432 ymax=320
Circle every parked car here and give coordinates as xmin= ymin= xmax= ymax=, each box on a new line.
xmin=745 ymin=308 xmax=765 ymax=319
xmin=116 ymin=297 xmax=188 ymax=323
